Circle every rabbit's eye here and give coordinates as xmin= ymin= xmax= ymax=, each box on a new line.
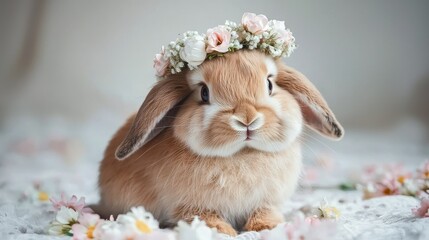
xmin=201 ymin=84 xmax=210 ymax=103
xmin=267 ymin=79 xmax=273 ymax=95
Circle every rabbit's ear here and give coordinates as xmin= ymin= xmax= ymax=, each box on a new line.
xmin=115 ymin=75 xmax=191 ymax=160
xmin=276 ymin=64 xmax=344 ymax=140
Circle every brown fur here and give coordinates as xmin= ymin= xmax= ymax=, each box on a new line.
xmin=97 ymin=50 xmax=343 ymax=235
xmin=276 ymin=63 xmax=344 ymax=139
xmin=174 ymin=207 xmax=237 ymax=236
xmin=244 ymin=207 xmax=285 ymax=232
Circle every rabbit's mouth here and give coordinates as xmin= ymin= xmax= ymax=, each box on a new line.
xmin=245 ymin=129 xmax=253 ymax=141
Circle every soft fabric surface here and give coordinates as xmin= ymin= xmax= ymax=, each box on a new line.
xmin=1 ymin=113 xmax=428 ymax=239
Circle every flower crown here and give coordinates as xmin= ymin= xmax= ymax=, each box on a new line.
xmin=153 ymin=12 xmax=297 ymax=77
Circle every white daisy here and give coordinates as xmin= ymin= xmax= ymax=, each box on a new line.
xmin=176 ymin=217 xmax=218 ymax=240
xmin=94 ymin=218 xmax=126 ymax=240
xmin=48 ymin=206 xmax=79 ymax=236
xmin=117 ymin=206 xmax=159 ymax=235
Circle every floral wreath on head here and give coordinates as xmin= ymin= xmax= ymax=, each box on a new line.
xmin=153 ymin=12 xmax=297 ymax=77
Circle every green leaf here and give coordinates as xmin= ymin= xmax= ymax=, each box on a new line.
xmin=339 ymin=182 xmax=356 ymax=191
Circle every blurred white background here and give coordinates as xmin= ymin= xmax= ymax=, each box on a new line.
xmin=0 ymin=0 xmax=428 ymax=158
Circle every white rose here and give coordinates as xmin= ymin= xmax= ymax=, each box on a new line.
xmin=270 ymin=20 xmax=294 ymax=45
xmin=179 ymin=36 xmax=207 ymax=68
xmin=270 ymin=20 xmax=286 ymax=31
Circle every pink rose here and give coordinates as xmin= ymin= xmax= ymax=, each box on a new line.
xmin=242 ymin=12 xmax=268 ymax=35
xmin=153 ymin=46 xmax=170 ymax=77
xmin=206 ymin=26 xmax=231 ymax=53
xmin=270 ymin=20 xmax=294 ymax=44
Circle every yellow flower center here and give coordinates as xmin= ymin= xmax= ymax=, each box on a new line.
xmin=321 ymin=206 xmax=340 ymax=219
xmin=86 ymin=225 xmax=95 ymax=239
xmin=424 ymin=171 xmax=429 ymax=178
xmin=383 ymin=187 xmax=393 ymax=195
xmin=397 ymin=175 xmax=407 ymax=184
xmin=38 ymin=191 xmax=49 ymax=201
xmin=135 ymin=220 xmax=152 ymax=233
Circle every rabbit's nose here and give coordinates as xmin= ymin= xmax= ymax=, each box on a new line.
xmin=230 ymin=114 xmax=264 ymax=132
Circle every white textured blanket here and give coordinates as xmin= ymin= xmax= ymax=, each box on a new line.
xmin=1 ymin=114 xmax=428 ymax=239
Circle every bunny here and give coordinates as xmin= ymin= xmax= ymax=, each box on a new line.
xmin=96 ymin=50 xmax=343 ymax=236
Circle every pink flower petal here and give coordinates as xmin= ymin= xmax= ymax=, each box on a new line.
xmin=413 ymin=197 xmax=429 ymax=218
xmin=72 ymin=224 xmax=88 ymax=240
xmin=50 ymin=194 xmax=91 ymax=214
